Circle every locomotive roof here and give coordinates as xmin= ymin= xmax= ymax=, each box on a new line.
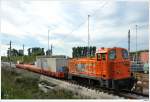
xmin=96 ymin=47 xmax=127 ymax=53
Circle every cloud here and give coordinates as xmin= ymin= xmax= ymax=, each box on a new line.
xmin=0 ymin=0 xmax=149 ymax=57
xmin=1 ymin=20 xmax=27 ymax=38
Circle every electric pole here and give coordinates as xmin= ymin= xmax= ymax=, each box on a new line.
xmin=23 ymin=44 xmax=24 ymax=55
xmin=87 ymin=15 xmax=90 ymax=85
xmin=51 ymin=44 xmax=53 ymax=56
xmin=136 ymin=25 xmax=138 ymax=64
xmin=9 ymin=40 xmax=12 ymax=68
xmin=128 ymin=29 xmax=130 ymax=56
xmin=48 ymin=29 xmax=50 ymax=56
xmin=88 ymin=15 xmax=90 ymax=57
xmin=22 ymin=44 xmax=24 ymax=63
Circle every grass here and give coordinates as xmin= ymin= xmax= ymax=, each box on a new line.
xmin=1 ymin=67 xmax=83 ymax=99
xmin=1 ymin=55 xmax=36 ymax=64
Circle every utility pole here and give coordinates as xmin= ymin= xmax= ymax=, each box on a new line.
xmin=23 ymin=44 xmax=24 ymax=55
xmin=22 ymin=44 xmax=24 ymax=63
xmin=51 ymin=44 xmax=53 ymax=56
xmin=88 ymin=15 xmax=90 ymax=57
xmin=128 ymin=29 xmax=130 ymax=57
xmin=87 ymin=15 xmax=90 ymax=85
xmin=47 ymin=29 xmax=50 ymax=56
xmin=9 ymin=40 xmax=12 ymax=68
xmin=136 ymin=25 xmax=138 ymax=64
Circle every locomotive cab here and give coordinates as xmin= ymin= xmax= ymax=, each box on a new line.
xmin=96 ymin=47 xmax=135 ymax=89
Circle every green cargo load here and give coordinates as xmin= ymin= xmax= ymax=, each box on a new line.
xmin=72 ymin=46 xmax=96 ymax=58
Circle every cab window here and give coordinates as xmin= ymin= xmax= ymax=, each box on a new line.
xmin=97 ymin=53 xmax=101 ymax=61
xmin=101 ymin=53 xmax=106 ymax=60
xmin=109 ymin=50 xmax=116 ymax=60
xmin=122 ymin=49 xmax=128 ymax=59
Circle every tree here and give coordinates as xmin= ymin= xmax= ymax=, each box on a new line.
xmin=46 ymin=49 xmax=52 ymax=56
xmin=28 ymin=48 xmax=31 ymax=56
xmin=7 ymin=48 xmax=19 ymax=56
xmin=28 ymin=47 xmax=45 ymax=56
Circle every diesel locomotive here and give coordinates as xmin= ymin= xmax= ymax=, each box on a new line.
xmin=68 ymin=47 xmax=135 ymax=90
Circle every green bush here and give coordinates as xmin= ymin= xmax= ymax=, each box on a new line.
xmin=1 ymin=55 xmax=36 ymax=64
xmin=1 ymin=67 xmax=84 ymax=99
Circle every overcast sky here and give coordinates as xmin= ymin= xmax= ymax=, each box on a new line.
xmin=0 ymin=0 xmax=149 ymax=57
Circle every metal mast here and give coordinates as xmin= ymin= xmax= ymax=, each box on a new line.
xmin=88 ymin=15 xmax=90 ymax=57
xmin=51 ymin=44 xmax=53 ymax=55
xmin=136 ymin=25 xmax=138 ymax=64
xmin=88 ymin=15 xmax=90 ymax=85
xmin=47 ymin=29 xmax=50 ymax=55
xmin=23 ymin=44 xmax=24 ymax=55
xmin=128 ymin=29 xmax=130 ymax=56
xmin=22 ymin=44 xmax=24 ymax=63
xmin=9 ymin=40 xmax=12 ymax=68
xmin=48 ymin=29 xmax=50 ymax=53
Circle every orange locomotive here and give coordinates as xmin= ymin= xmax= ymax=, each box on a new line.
xmin=68 ymin=47 xmax=135 ymax=89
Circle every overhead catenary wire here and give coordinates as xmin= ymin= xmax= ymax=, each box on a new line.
xmin=61 ymin=0 xmax=109 ymax=43
xmin=45 ymin=1 xmax=109 ymax=56
xmin=1 ymin=40 xmax=28 ymax=56
xmin=110 ymin=24 xmax=148 ymax=52
xmin=1 ymin=1 xmax=109 ymax=57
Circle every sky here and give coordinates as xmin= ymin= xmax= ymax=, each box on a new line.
xmin=0 ymin=0 xmax=149 ymax=57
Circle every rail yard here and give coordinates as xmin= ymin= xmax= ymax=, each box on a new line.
xmin=1 ymin=61 xmax=149 ymax=99
xmin=1 ymin=46 xmax=149 ymax=100
xmin=1 ymin=29 xmax=149 ymax=100
xmin=1 ymin=0 xmax=149 ymax=101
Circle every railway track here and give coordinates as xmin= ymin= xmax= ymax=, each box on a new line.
xmin=2 ymin=62 xmax=148 ymax=99
xmin=60 ymin=78 xmax=149 ymax=99
xmin=21 ymin=68 xmax=150 ymax=99
xmin=118 ymin=90 xmax=149 ymax=99
xmin=40 ymin=75 xmax=123 ymax=99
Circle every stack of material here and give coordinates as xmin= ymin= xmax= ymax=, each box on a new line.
xmin=72 ymin=46 xmax=96 ymax=58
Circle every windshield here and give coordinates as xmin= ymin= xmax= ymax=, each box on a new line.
xmin=108 ymin=50 xmax=116 ymax=60
xmin=122 ymin=49 xmax=128 ymax=59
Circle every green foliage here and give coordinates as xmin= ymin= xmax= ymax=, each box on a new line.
xmin=46 ymin=49 xmax=52 ymax=56
xmin=28 ymin=47 xmax=45 ymax=56
xmin=1 ymin=56 xmax=9 ymax=62
xmin=23 ymin=55 xmax=36 ymax=64
xmin=1 ymin=67 xmax=84 ymax=99
xmin=7 ymin=48 xmax=19 ymax=56
xmin=1 ymin=56 xmax=36 ymax=64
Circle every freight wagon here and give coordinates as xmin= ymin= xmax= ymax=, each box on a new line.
xmin=36 ymin=56 xmax=68 ymax=78
xmin=16 ymin=56 xmax=68 ymax=78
